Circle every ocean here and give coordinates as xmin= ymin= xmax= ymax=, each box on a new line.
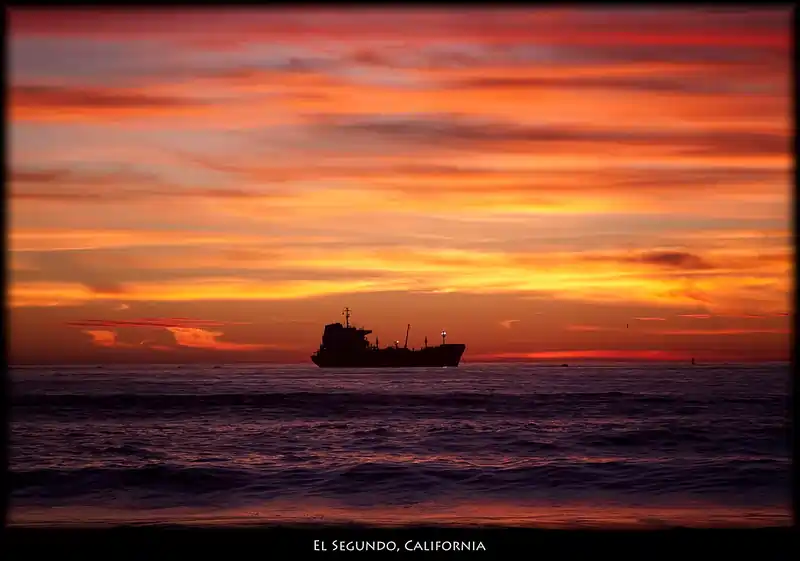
xmin=8 ymin=363 xmax=792 ymax=529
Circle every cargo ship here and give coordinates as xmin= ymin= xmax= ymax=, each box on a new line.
xmin=311 ymin=308 xmax=466 ymax=368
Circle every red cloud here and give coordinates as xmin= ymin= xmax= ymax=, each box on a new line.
xmin=473 ymin=349 xmax=693 ymax=361
xmin=566 ymin=324 xmax=626 ymax=332
xmin=66 ymin=317 xmax=250 ymax=329
xmin=658 ymin=328 xmax=789 ymax=335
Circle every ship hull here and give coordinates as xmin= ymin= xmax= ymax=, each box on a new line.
xmin=312 ymin=344 xmax=466 ymax=368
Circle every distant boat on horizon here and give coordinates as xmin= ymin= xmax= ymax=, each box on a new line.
xmin=311 ymin=308 xmax=466 ymax=368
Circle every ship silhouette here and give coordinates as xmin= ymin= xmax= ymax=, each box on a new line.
xmin=311 ymin=308 xmax=466 ymax=368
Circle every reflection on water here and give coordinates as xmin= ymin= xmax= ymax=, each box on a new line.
xmin=9 ymin=499 xmax=790 ymax=528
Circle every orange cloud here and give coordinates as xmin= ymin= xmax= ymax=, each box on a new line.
xmin=82 ymin=329 xmax=117 ymax=347
xmin=82 ymin=329 xmax=136 ymax=349
xmin=69 ymin=317 xmax=279 ymax=353
xmin=165 ymin=327 xmax=276 ymax=351
xmin=9 ymin=241 xmax=790 ymax=319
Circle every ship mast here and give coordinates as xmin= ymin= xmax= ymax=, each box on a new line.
xmin=404 ymin=324 xmax=411 ymax=349
xmin=342 ymin=307 xmax=351 ymax=328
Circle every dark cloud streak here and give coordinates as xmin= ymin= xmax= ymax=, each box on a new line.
xmin=307 ymin=113 xmax=790 ymax=157
xmin=634 ymin=251 xmax=714 ymax=270
xmin=449 ymin=75 xmax=781 ymax=96
xmin=66 ymin=318 xmax=249 ymax=329
xmin=582 ymin=250 xmax=714 ymax=271
xmin=11 ymin=165 xmax=288 ymax=202
xmin=12 ymin=85 xmax=212 ymax=110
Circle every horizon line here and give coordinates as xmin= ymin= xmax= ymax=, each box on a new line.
xmin=9 ymin=359 xmax=791 ymax=367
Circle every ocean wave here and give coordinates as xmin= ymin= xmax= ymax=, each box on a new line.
xmin=11 ymin=456 xmax=790 ymax=504
xmin=9 ymin=365 xmax=791 ymax=522
xmin=10 ymin=391 xmax=789 ymax=420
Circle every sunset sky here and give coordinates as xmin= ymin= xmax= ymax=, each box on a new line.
xmin=8 ymin=7 xmax=793 ymax=364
